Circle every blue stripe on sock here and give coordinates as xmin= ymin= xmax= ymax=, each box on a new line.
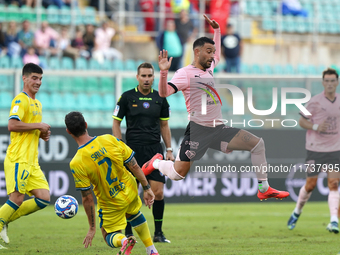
xmin=14 ymin=163 xmax=19 ymax=191
xmin=99 ymin=209 xmax=103 ymax=228
xmin=34 ymin=198 xmax=50 ymax=209
xmin=105 ymin=232 xmax=119 ymax=248
xmin=6 ymin=200 xmax=19 ymax=211
xmin=128 ymin=211 xmax=146 ymax=228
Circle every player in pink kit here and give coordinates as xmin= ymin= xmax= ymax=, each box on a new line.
xmin=288 ymin=68 xmax=340 ymax=233
xmin=142 ymin=14 xmax=289 ymax=201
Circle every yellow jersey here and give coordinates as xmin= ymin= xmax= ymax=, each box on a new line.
xmin=6 ymin=92 xmax=42 ymax=165
xmin=70 ymin=135 xmax=138 ymax=212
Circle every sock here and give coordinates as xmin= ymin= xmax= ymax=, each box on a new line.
xmin=258 ymin=180 xmax=269 ymax=193
xmin=125 ymin=221 xmax=133 ymax=236
xmin=153 ymin=159 xmax=160 ymax=169
xmin=158 ymin=160 xmax=185 ymax=181
xmin=8 ymin=198 xmax=50 ymax=223
xmin=146 ymin=245 xmax=158 ymax=255
xmin=328 ymin=191 xmax=339 ymax=223
xmin=0 ymin=200 xmax=19 ymax=228
xmin=153 ymin=199 xmax=165 ymax=234
xmin=128 ymin=211 xmax=153 ymax=248
xmin=294 ymin=185 xmax=312 ymax=215
xmin=105 ymin=232 xmax=126 ymax=248
xmin=250 ymin=138 xmax=268 ymax=181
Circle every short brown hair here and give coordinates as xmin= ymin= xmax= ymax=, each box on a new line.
xmin=322 ymin=68 xmax=338 ymax=80
xmin=137 ymin=62 xmax=154 ymax=75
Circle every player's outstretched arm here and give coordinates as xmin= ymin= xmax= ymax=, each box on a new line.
xmin=203 ymin=14 xmax=219 ymax=29
xmin=158 ymin=50 xmax=176 ymax=97
xmin=126 ymin=157 xmax=155 ymax=208
xmin=158 ymin=50 xmax=172 ymax=71
xmin=204 ymin=14 xmax=221 ymax=64
xmin=81 ymin=189 xmax=96 ymax=248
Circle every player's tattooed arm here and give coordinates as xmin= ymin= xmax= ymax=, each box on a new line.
xmin=126 ymin=157 xmax=138 ymax=170
xmin=126 ymin=157 xmax=149 ymax=187
xmin=81 ymin=189 xmax=96 ymax=248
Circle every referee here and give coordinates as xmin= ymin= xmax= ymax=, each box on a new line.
xmin=112 ymin=62 xmax=174 ymax=243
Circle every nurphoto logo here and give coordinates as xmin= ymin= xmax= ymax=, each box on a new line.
xmin=200 ymin=84 xmax=312 ymax=128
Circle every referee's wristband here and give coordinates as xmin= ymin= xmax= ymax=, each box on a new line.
xmin=143 ymin=184 xmax=151 ymax=190
xmin=312 ymin=124 xmax=319 ymax=131
xmin=166 ymin=147 xmax=173 ymax=152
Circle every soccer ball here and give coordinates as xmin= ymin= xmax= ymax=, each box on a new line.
xmin=54 ymin=195 xmax=78 ymax=219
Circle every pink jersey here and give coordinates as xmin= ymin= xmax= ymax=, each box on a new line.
xmin=301 ymin=91 xmax=340 ymax=152
xmin=168 ymin=28 xmax=222 ymax=127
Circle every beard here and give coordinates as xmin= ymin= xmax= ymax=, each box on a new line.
xmin=200 ymin=60 xmax=211 ymax=70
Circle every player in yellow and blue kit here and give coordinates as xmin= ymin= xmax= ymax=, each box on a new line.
xmin=65 ymin=111 xmax=160 ymax=255
xmin=0 ymin=63 xmax=51 ymax=247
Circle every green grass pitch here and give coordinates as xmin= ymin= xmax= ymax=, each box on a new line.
xmin=1 ymin=202 xmax=339 ymax=255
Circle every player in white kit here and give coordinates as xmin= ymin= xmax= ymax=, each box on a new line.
xmin=287 ymin=68 xmax=340 ymax=233
xmin=142 ymin=14 xmax=289 ymax=201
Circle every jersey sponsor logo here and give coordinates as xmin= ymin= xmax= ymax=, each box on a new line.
xmin=113 ymin=105 xmax=119 ymax=116
xmin=139 ymin=97 xmax=152 ymax=101
xmin=15 ymin=100 xmax=21 ymax=104
xmin=109 ymin=181 xmax=125 ymax=198
xmin=143 ymin=102 xmax=150 ymax=109
xmin=32 ymin=111 xmax=42 ymax=116
xmin=197 ymin=81 xmax=223 ymax=106
xmin=12 ymin=105 xmax=19 ymax=113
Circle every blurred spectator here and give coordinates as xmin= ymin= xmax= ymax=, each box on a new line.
xmin=51 ymin=0 xmax=76 ymax=8
xmin=18 ymin=20 xmax=35 ymax=57
xmin=175 ymin=10 xmax=196 ymax=46
xmin=0 ymin=23 xmax=7 ymax=57
xmin=156 ymin=19 xmax=182 ymax=71
xmin=71 ymin=27 xmax=91 ymax=59
xmin=4 ymin=0 xmax=23 ymax=6
xmin=5 ymin=21 xmax=21 ymax=57
xmin=92 ymin=21 xmax=122 ymax=63
xmin=282 ymin=0 xmax=308 ymax=17
xmin=140 ymin=0 xmax=155 ymax=32
xmin=83 ymin=24 xmax=95 ymax=57
xmin=24 ymin=0 xmax=36 ymax=7
xmin=221 ymin=23 xmax=242 ymax=73
xmin=175 ymin=10 xmax=196 ymax=66
xmin=207 ymin=0 xmax=230 ymax=35
xmin=34 ymin=21 xmax=59 ymax=57
xmin=56 ymin=26 xmax=75 ymax=59
xmin=23 ymin=46 xmax=39 ymax=65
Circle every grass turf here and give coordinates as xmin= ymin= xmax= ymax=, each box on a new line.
xmin=0 ymin=202 xmax=339 ymax=255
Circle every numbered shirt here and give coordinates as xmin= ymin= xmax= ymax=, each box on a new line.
xmin=112 ymin=87 xmax=170 ymax=145
xmin=300 ymin=91 xmax=340 ymax=152
xmin=70 ymin=135 xmax=138 ymax=211
xmin=6 ymin=92 xmax=42 ymax=165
